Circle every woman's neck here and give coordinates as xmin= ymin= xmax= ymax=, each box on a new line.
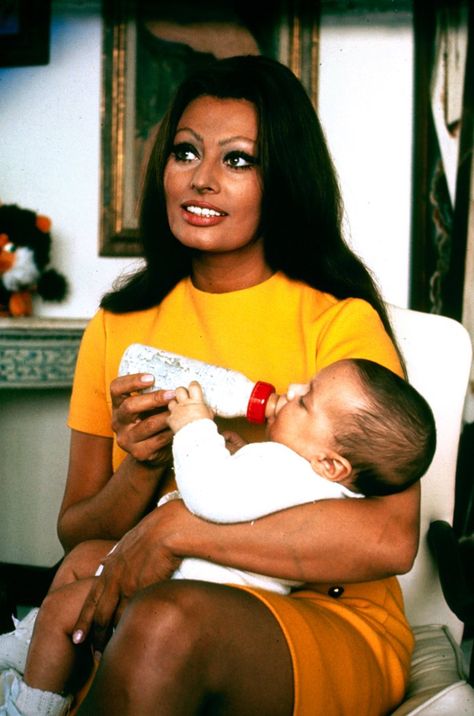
xmin=191 ymin=248 xmax=274 ymax=294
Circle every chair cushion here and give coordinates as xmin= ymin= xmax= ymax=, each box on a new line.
xmin=391 ymin=624 xmax=474 ymax=715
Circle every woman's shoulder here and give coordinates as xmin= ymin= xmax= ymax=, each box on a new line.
xmin=312 ymin=296 xmax=401 ymax=374
xmin=80 ymin=305 xmax=162 ymax=363
xmin=274 ymin=274 xmax=377 ymax=321
xmin=90 ymin=304 xmax=161 ymax=331
xmin=317 ymin=295 xmax=382 ymax=324
xmin=264 ymin=272 xmax=335 ymax=309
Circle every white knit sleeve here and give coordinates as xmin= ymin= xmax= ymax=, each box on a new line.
xmin=172 ymin=421 xmax=355 ymax=524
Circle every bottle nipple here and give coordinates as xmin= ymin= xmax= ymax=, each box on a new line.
xmin=264 ymin=392 xmax=279 ymax=420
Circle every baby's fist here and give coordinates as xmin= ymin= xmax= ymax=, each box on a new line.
xmin=167 ymin=381 xmax=214 ymax=433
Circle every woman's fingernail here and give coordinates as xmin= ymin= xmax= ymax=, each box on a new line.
xmin=94 ymin=650 xmax=102 ymax=662
xmin=72 ymin=630 xmax=84 ymax=644
xmin=140 ymin=374 xmax=154 ymax=383
xmin=163 ymin=390 xmax=176 ymax=400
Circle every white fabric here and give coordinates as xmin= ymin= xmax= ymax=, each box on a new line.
xmin=0 ymin=669 xmax=71 ymax=716
xmin=172 ymin=419 xmax=358 ymax=522
xmin=390 ymin=625 xmax=474 ymax=715
xmin=170 ymin=419 xmax=360 ymax=594
xmin=2 ymin=248 xmax=39 ymax=292
xmin=0 ymin=610 xmax=39 ymax=675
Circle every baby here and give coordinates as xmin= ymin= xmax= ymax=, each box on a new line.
xmin=165 ymin=357 xmax=436 ymax=593
xmin=0 ymin=358 xmax=436 ymax=716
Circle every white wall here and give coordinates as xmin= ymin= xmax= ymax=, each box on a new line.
xmin=0 ymin=1 xmax=414 ymax=564
xmin=319 ymin=11 xmax=413 ymax=308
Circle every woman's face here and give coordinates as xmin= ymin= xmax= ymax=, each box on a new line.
xmin=164 ymin=96 xmax=263 ymax=258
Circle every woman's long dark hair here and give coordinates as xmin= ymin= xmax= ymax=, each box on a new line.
xmin=101 ymin=55 xmax=402 ymax=364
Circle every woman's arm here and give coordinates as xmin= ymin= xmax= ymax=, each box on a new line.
xmin=72 ymin=482 xmax=419 ymax=651
xmin=57 ymin=376 xmax=175 ymax=551
xmin=57 ymin=431 xmax=167 ymax=551
xmin=172 ymin=482 xmax=420 ymax=583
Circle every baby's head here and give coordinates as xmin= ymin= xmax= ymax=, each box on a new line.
xmin=267 ymin=359 xmax=436 ymax=496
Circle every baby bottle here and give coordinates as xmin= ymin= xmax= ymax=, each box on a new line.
xmin=119 ymin=343 xmax=277 ymax=423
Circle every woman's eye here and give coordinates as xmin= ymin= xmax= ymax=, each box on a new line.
xmin=171 ymin=143 xmax=199 ymax=162
xmin=224 ymin=151 xmax=258 ymax=169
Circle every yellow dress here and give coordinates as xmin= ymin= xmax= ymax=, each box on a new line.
xmin=68 ymin=272 xmax=412 ymax=715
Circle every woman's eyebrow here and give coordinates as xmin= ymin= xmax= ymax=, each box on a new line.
xmin=219 ymin=136 xmax=257 ymax=147
xmin=174 ymin=127 xmax=202 ymax=141
xmin=175 ymin=127 xmax=256 ymax=148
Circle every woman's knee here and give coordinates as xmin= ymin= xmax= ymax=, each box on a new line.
xmin=112 ymin=581 xmax=213 ymax=663
xmin=80 ymin=584 xmax=225 ymax=714
xmin=51 ymin=540 xmax=115 ymax=588
xmin=93 ymin=582 xmax=294 ymax=715
xmin=102 ymin=580 xmax=231 ymax=694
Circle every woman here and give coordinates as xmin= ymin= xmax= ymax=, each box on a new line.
xmin=60 ymin=56 xmax=417 ymax=714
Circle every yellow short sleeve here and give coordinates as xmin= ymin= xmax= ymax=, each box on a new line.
xmin=315 ymin=298 xmax=403 ymax=376
xmin=68 ymin=310 xmax=113 ymax=437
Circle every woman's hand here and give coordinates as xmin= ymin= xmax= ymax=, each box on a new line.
xmin=111 ymin=373 xmax=176 ymax=466
xmin=72 ymin=499 xmax=188 ymax=652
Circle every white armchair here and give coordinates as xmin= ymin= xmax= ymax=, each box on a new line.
xmin=387 ymin=305 xmax=474 ymax=714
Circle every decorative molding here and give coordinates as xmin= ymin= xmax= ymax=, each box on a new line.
xmin=0 ymin=318 xmax=87 ymax=389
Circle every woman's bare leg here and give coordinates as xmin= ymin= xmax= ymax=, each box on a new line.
xmin=23 ymin=578 xmax=96 ymax=695
xmin=78 ymin=580 xmax=294 ymax=716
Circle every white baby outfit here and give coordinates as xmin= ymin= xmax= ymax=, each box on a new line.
xmin=168 ymin=418 xmax=361 ymax=594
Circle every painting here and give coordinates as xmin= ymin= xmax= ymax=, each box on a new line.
xmin=0 ymin=0 xmax=51 ymax=67
xmin=99 ymin=0 xmax=320 ymax=256
xmin=410 ymin=1 xmax=473 ymax=536
xmin=410 ymin=0 xmax=472 ymax=322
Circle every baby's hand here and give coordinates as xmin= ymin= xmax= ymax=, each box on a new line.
xmin=167 ymin=381 xmax=214 ymax=433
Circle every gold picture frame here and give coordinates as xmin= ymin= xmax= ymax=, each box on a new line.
xmin=99 ymin=0 xmax=320 ymax=257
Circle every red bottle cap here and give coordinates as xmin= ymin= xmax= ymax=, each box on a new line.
xmin=246 ymin=381 xmax=276 ymax=424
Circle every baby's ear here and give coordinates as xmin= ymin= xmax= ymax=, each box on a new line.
xmin=310 ymin=451 xmax=352 ymax=483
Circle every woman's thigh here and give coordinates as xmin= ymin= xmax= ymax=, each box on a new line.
xmin=79 ymin=580 xmax=294 ymax=716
